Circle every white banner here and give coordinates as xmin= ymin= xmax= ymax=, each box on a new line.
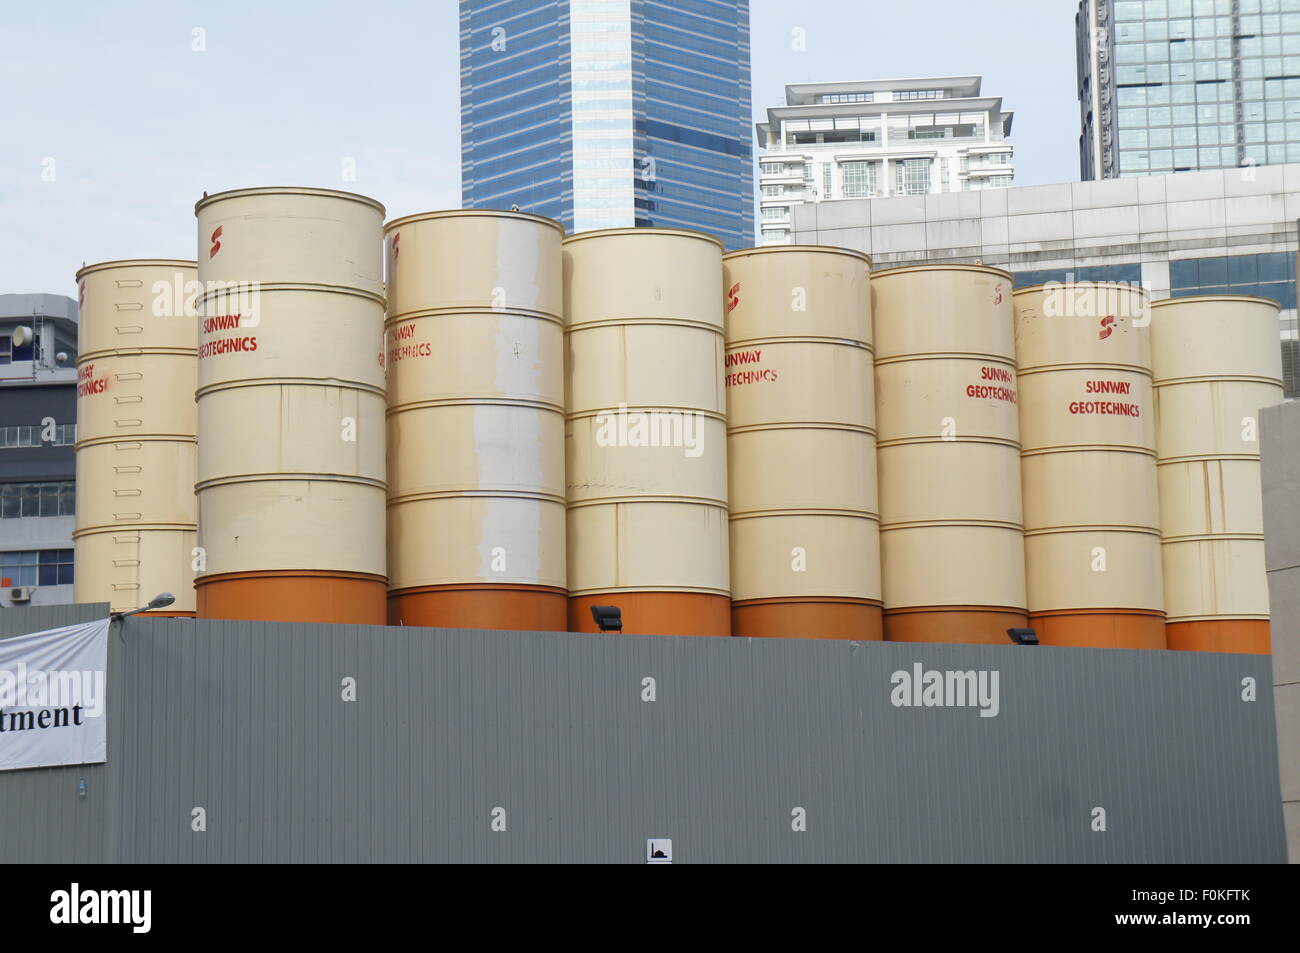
xmin=0 ymin=618 xmax=109 ymax=772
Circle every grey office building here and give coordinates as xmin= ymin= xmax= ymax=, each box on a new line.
xmin=0 ymin=294 xmax=79 ymax=608
xmin=1078 ymin=0 xmax=1300 ymax=179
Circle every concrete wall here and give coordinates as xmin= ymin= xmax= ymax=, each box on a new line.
xmin=1263 ymin=399 xmax=1300 ymax=862
xmin=0 ymin=604 xmax=1285 ymax=863
xmin=790 ymin=164 xmax=1300 ymax=280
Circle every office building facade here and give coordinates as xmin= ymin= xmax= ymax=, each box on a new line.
xmin=756 ymin=77 xmax=1015 ymax=245
xmin=789 ymin=163 xmax=1300 ymax=395
xmin=1078 ymin=0 xmax=1300 ymax=180
xmin=0 ymin=294 xmax=79 ymax=608
xmin=459 ymin=0 xmax=754 ymax=248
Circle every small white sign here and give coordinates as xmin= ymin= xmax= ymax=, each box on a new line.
xmin=646 ymin=838 xmax=672 ymax=864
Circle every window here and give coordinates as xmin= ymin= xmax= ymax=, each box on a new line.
xmin=761 ymin=185 xmax=782 ymax=197
xmin=0 ymin=336 xmax=10 ymax=365
xmin=762 ymin=205 xmax=789 ymax=220
xmin=0 ymin=424 xmax=76 ymax=448
xmin=822 ymin=164 xmax=833 ymax=199
xmin=895 ymin=89 xmax=945 ymax=101
xmin=895 ymin=158 xmax=931 ymax=195
xmin=840 ymin=160 xmax=878 ymax=198
xmin=0 ymin=549 xmax=74 ymax=587
xmin=820 ymin=92 xmax=874 ymax=104
xmin=0 ymin=481 xmax=75 ymax=518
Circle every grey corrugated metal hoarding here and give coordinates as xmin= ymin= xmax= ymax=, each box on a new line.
xmin=0 ymin=605 xmax=1286 ymax=863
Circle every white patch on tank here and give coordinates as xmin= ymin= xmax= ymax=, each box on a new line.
xmin=475 ymin=496 xmax=544 ymax=581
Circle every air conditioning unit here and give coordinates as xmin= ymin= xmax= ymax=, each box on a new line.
xmin=9 ymin=587 xmax=33 ymax=604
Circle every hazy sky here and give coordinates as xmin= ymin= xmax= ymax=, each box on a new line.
xmin=0 ymin=0 xmax=1080 ymax=296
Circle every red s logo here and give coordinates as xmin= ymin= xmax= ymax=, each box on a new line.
xmin=209 ymin=226 xmax=223 ymax=259
xmin=391 ymin=232 xmax=400 ymax=260
xmin=726 ymin=282 xmax=740 ymax=313
xmin=78 ymin=281 xmax=85 ymax=307
xmin=1099 ymin=315 xmax=1115 ymax=340
xmin=993 ymin=284 xmax=1003 ymax=305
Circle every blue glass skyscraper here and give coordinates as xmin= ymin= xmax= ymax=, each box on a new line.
xmin=459 ymin=0 xmax=754 ymax=249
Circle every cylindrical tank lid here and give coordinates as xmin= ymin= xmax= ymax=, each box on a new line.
xmin=76 ymin=259 xmax=197 ymax=280
xmin=723 ymin=244 xmax=871 ymax=265
xmin=872 ymin=262 xmax=1013 ymax=280
xmin=384 ymin=208 xmax=565 ymax=234
xmin=194 ymin=186 xmax=385 ymax=217
xmin=1150 ymin=294 xmax=1281 ymax=309
xmin=561 ymin=226 xmax=724 ymax=249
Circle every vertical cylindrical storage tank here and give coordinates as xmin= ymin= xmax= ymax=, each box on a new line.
xmin=564 ymin=228 xmax=730 ymax=636
xmin=1151 ymin=295 xmax=1285 ymax=654
xmin=722 ymin=246 xmax=881 ymax=639
xmin=873 ymin=265 xmax=1027 ymax=643
xmin=383 ymin=210 xmax=567 ymax=630
xmin=1014 ymin=282 xmax=1165 ymax=648
xmin=73 ymin=260 xmax=199 ymax=615
xmin=194 ymin=187 xmax=387 ymax=624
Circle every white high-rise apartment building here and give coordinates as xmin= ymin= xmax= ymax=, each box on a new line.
xmin=755 ymin=77 xmax=1016 ymax=244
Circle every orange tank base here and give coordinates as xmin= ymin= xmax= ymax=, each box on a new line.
xmin=884 ymin=606 xmax=1029 ymax=644
xmin=196 ymin=570 xmax=387 ymax=625
xmin=1166 ymin=619 xmax=1270 ymax=655
xmin=388 ymin=585 xmax=567 ymax=631
xmin=1028 ymin=609 xmax=1167 ymax=649
xmin=569 ymin=592 xmax=731 ymax=637
xmin=731 ymin=597 xmax=883 ymax=640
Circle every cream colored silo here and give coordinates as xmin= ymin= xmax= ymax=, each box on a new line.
xmin=873 ymin=265 xmax=1027 ymax=643
xmin=723 ymin=246 xmax=881 ymax=640
xmin=73 ymin=260 xmax=199 ymax=614
xmin=384 ymin=210 xmax=566 ymax=631
xmin=194 ymin=188 xmax=387 ymax=624
xmin=1014 ymin=281 xmax=1165 ymax=649
xmin=564 ymin=228 xmax=730 ymax=636
xmin=1151 ymin=295 xmax=1285 ymax=654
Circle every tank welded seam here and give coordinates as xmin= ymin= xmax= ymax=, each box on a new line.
xmin=565 ymin=496 xmax=727 ymax=509
xmin=197 ymin=378 xmax=386 ymax=398
xmin=873 ymin=352 xmax=1014 ymax=366
xmin=1020 ymin=445 xmax=1156 ymax=457
xmin=564 ymin=317 xmax=723 ymax=333
xmin=879 ymin=519 xmax=1023 ymax=531
xmin=1165 ymin=613 xmax=1271 ymax=621
xmin=1023 ymin=525 xmax=1162 ymax=536
xmin=197 ymin=282 xmax=385 ymax=305
xmin=1160 ymin=533 xmax=1266 ymax=543
xmin=1156 ymin=454 xmax=1261 ymax=464
xmin=78 ymin=348 xmax=197 ymax=361
xmin=728 ymin=422 xmax=874 ymax=435
xmin=567 ymin=584 xmax=730 ymax=597
xmin=1153 ymin=374 xmax=1284 ymax=387
xmin=196 ymin=473 xmax=387 ymax=490
xmin=729 ymin=509 xmax=878 ymax=520
xmin=75 ymin=435 xmax=197 ymax=449
xmin=727 ymin=336 xmax=870 ymax=349
xmin=878 ymin=435 xmax=1019 ymax=449
xmin=387 ymin=398 xmax=564 ymax=414
xmin=385 ymin=306 xmax=563 ymax=326
xmin=387 ymin=490 xmax=566 ymax=505
xmin=73 ymin=523 xmax=198 ymax=537
xmin=566 ymin=407 xmax=726 ymax=422
xmin=1016 ymin=363 xmax=1152 ymax=376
